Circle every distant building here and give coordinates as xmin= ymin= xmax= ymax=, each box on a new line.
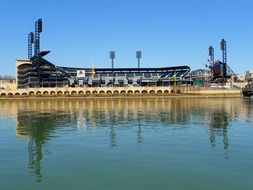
xmin=0 ymin=79 xmax=16 ymax=90
xmin=245 ymin=71 xmax=253 ymax=81
xmin=189 ymin=69 xmax=211 ymax=85
xmin=237 ymin=74 xmax=245 ymax=82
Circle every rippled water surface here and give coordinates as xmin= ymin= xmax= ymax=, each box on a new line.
xmin=0 ymin=97 xmax=253 ymax=190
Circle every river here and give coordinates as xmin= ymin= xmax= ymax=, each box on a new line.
xmin=0 ymin=97 xmax=252 ymax=190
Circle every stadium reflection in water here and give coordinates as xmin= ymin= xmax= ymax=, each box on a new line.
xmin=0 ymin=97 xmax=252 ymax=184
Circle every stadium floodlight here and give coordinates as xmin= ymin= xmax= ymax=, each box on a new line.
xmin=29 ymin=32 xmax=34 ymax=43
xmin=34 ymin=18 xmax=43 ymax=56
xmin=220 ymin=39 xmax=226 ymax=50
xmin=110 ymin=51 xmax=115 ymax=59
xmin=109 ymin=51 xmax=116 ymax=85
xmin=28 ymin=32 xmax=34 ymax=59
xmin=110 ymin=51 xmax=115 ymax=69
xmin=37 ymin=18 xmax=42 ymax=33
xmin=136 ymin=51 xmax=142 ymax=68
xmin=208 ymin=46 xmax=214 ymax=63
xmin=220 ymin=39 xmax=227 ymax=64
xmin=220 ymin=39 xmax=227 ymax=80
xmin=208 ymin=46 xmax=213 ymax=56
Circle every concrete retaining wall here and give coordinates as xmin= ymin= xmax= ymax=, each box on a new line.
xmin=0 ymin=86 xmax=242 ymax=97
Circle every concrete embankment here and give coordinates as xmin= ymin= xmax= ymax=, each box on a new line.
xmin=0 ymin=86 xmax=242 ymax=98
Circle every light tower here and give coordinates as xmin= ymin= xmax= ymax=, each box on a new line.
xmin=208 ymin=46 xmax=214 ymax=63
xmin=110 ymin=51 xmax=115 ymax=69
xmin=34 ymin=18 xmax=42 ymax=56
xmin=220 ymin=39 xmax=227 ymax=65
xmin=34 ymin=18 xmax=43 ymax=87
xmin=110 ymin=51 xmax=115 ymax=84
xmin=28 ymin=32 xmax=34 ymax=59
xmin=136 ymin=51 xmax=142 ymax=68
xmin=220 ymin=39 xmax=227 ymax=79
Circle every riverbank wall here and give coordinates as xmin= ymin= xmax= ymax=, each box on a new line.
xmin=0 ymin=86 xmax=242 ymax=98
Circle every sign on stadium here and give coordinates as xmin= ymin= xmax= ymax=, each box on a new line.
xmin=212 ymin=61 xmax=226 ymax=79
xmin=77 ymin=70 xmax=85 ymax=78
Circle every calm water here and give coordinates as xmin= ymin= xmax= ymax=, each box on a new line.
xmin=0 ymin=97 xmax=252 ymax=190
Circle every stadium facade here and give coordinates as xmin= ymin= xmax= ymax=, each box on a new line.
xmin=16 ymin=56 xmax=191 ymax=89
xmin=16 ymin=19 xmax=191 ymax=89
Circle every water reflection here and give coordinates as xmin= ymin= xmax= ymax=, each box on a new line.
xmin=28 ymin=138 xmax=42 ymax=181
xmin=209 ymin=109 xmax=229 ymax=149
xmin=0 ymin=97 xmax=252 ymax=181
xmin=137 ymin=117 xmax=143 ymax=144
xmin=17 ymin=111 xmax=73 ymax=181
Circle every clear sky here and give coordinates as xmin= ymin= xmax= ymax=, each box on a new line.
xmin=0 ymin=0 xmax=252 ymax=76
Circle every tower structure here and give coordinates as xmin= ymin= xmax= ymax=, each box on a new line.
xmin=34 ymin=18 xmax=42 ymax=57
xmin=136 ymin=51 xmax=142 ymax=68
xmin=110 ymin=51 xmax=115 ymax=85
xmin=28 ymin=32 xmax=34 ymax=59
xmin=220 ymin=39 xmax=227 ymax=79
xmin=110 ymin=51 xmax=115 ymax=69
xmin=220 ymin=39 xmax=227 ymax=65
xmin=208 ymin=46 xmax=214 ymax=63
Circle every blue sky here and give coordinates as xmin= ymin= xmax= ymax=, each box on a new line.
xmin=0 ymin=0 xmax=252 ymax=75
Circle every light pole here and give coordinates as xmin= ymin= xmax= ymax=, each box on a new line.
xmin=208 ymin=46 xmax=214 ymax=63
xmin=220 ymin=39 xmax=227 ymax=82
xmin=136 ymin=51 xmax=142 ymax=68
xmin=110 ymin=51 xmax=115 ymax=85
xmin=28 ymin=32 xmax=34 ymax=59
xmin=110 ymin=51 xmax=115 ymax=69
